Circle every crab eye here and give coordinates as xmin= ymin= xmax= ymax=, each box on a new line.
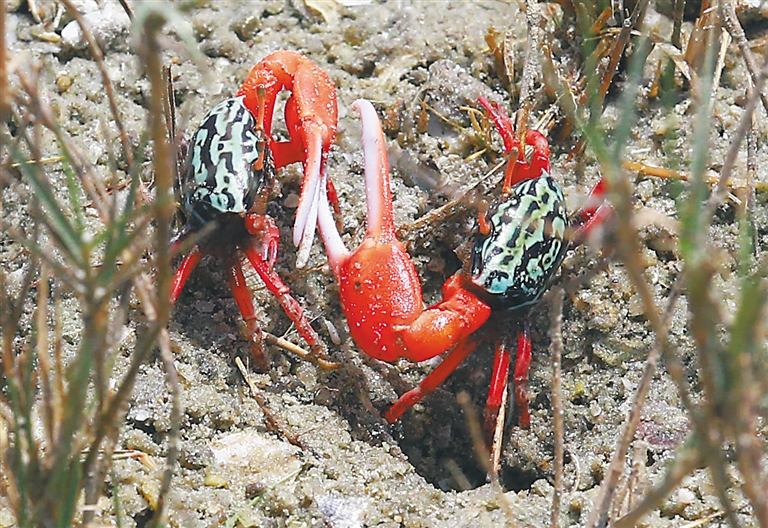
xmin=470 ymin=175 xmax=568 ymax=310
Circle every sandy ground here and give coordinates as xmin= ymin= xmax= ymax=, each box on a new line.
xmin=3 ymin=0 xmax=768 ymax=526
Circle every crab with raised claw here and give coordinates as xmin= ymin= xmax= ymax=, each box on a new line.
xmin=317 ymin=97 xmax=609 ymax=437
xmin=171 ymin=50 xmax=338 ymax=367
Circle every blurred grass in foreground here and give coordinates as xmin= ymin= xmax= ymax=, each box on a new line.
xmin=534 ymin=0 xmax=768 ymax=524
xmin=0 ymin=3 xmax=202 ymax=526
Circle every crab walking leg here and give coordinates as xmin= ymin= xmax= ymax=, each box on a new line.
xmin=478 ymin=98 xmax=551 ymax=189
xmin=512 ymin=322 xmax=533 ymax=428
xmin=171 ymin=246 xmax=203 ymax=303
xmin=317 ymin=99 xmax=492 ymax=364
xmin=483 ymin=336 xmax=512 ymax=444
xmin=243 ymin=246 xmax=328 ymax=360
xmin=482 ymin=321 xmax=534 ymax=440
xmin=238 ymin=51 xmax=338 ymax=266
xmin=244 ymin=214 xmax=280 ymax=267
xmin=570 ymin=179 xmax=613 ymax=245
xmin=227 ymin=260 xmax=269 ymax=369
xmin=506 ymin=131 xmax=551 ymax=189
xmin=384 ymin=336 xmax=481 ymax=423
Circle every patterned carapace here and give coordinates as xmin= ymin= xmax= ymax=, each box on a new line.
xmin=180 ymin=96 xmax=274 ymax=231
xmin=471 ymin=174 xmax=568 ymax=310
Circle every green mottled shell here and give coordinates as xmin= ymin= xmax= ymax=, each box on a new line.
xmin=180 ymin=96 xmax=272 ymax=229
xmin=470 ymin=174 xmax=568 ymax=310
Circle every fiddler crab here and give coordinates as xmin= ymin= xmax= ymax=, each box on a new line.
xmin=171 ymin=50 xmax=337 ymax=367
xmin=316 ymin=98 xmax=610 ymax=435
xmin=170 ymin=49 xmax=611 ymax=438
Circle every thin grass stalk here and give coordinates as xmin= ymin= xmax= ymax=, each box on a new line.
xmin=573 ymin=31 xmax=745 ymax=526
xmin=8 ymin=125 xmax=88 ymax=275
xmin=595 ymin=0 xmax=651 ymax=114
xmin=659 ymin=19 xmax=768 ymax=525
xmin=2 ymin=15 xmax=176 ymax=525
xmin=34 ymin=265 xmax=55 ymax=451
xmin=677 ymin=27 xmax=745 ymax=527
xmin=580 ymin=39 xmax=679 ymax=528
xmin=707 ymin=48 xmax=768 ymax=213
xmin=728 ymin=173 xmax=768 ymax=525
xmin=516 ymin=0 xmax=541 ymax=139
xmin=670 ymin=0 xmax=685 ymax=48
xmin=614 ymin=436 xmax=702 ymax=527
xmin=0 ymin=0 xmax=7 ymax=123
xmin=1 ymin=226 xmax=42 ymax=526
xmin=140 ymin=10 xmax=180 ymax=525
xmin=153 ymin=329 xmax=181 ymax=525
xmin=549 ymin=287 xmax=564 ymax=528
xmin=720 ymin=0 xmax=768 ymax=117
xmin=729 ymin=274 xmax=768 ymax=526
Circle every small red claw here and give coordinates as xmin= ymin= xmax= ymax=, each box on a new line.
xmin=245 ymin=214 xmax=280 ymax=268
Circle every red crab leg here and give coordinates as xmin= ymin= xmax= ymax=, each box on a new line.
xmin=512 ymin=130 xmax=551 ymax=190
xmin=477 ymin=98 xmax=551 ymax=189
xmin=512 ymin=322 xmax=533 ymax=429
xmin=243 ymin=212 xmax=327 ymax=359
xmin=571 ymin=179 xmax=612 ymax=245
xmin=245 ymin=214 xmax=280 ymax=268
xmin=478 ymin=97 xmax=516 ymax=153
xmin=171 ymin=246 xmax=203 ymax=303
xmin=227 ymin=260 xmax=269 ymax=369
xmin=483 ymin=336 xmax=511 ymax=444
xmin=384 ymin=336 xmax=481 ymax=423
xmin=243 ymin=246 xmax=327 ymax=360
xmin=483 ymin=322 xmax=533 ymax=438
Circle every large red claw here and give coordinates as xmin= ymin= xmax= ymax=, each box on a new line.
xmin=317 ymin=99 xmax=424 ymax=362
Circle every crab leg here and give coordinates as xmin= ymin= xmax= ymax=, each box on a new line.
xmin=483 ymin=335 xmax=511 ymax=444
xmin=171 ymin=246 xmax=203 ymax=303
xmin=512 ymin=323 xmax=533 ymax=428
xmin=384 ymin=336 xmax=481 ymax=423
xmin=478 ymin=98 xmax=551 ymax=189
xmin=570 ymin=179 xmax=612 ymax=245
xmin=227 ymin=260 xmax=269 ymax=369
xmin=243 ymin=247 xmax=327 ymax=361
xmin=238 ymin=51 xmax=338 ymax=267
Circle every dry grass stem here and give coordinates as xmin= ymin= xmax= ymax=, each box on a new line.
xmin=549 ymin=287 xmax=564 ymax=528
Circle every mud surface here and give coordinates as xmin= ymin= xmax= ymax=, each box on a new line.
xmin=3 ymin=0 xmax=767 ymax=526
